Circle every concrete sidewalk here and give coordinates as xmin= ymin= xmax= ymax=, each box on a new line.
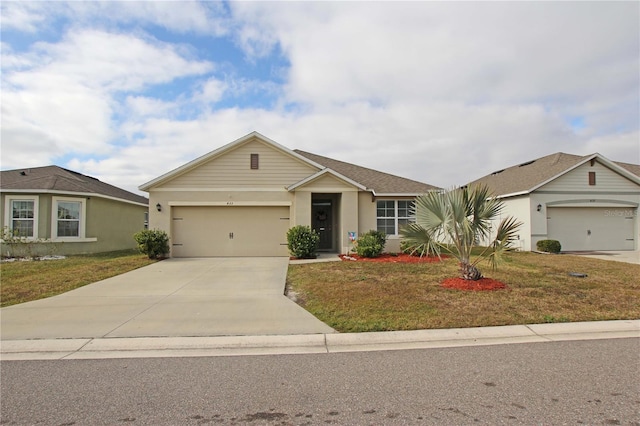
xmin=2 ymin=320 xmax=638 ymax=361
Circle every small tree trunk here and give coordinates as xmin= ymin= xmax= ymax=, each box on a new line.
xmin=460 ymin=262 xmax=483 ymax=281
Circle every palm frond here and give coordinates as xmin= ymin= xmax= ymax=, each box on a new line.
xmin=399 ymin=223 xmax=441 ymax=258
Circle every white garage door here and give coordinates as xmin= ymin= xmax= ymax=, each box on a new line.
xmin=171 ymin=206 xmax=290 ymax=257
xmin=547 ymin=207 xmax=636 ymax=251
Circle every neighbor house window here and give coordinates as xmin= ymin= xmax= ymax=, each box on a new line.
xmin=11 ymin=199 xmax=35 ymax=237
xmin=250 ymin=153 xmax=259 ymax=169
xmin=376 ymin=200 xmax=415 ymax=235
xmin=52 ymin=197 xmax=86 ymax=239
xmin=4 ymin=196 xmax=39 ymax=239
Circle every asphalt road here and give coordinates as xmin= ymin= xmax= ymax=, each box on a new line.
xmin=2 ymin=338 xmax=639 ymax=425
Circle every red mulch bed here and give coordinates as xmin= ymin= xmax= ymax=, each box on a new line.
xmin=441 ymin=277 xmax=508 ymax=291
xmin=340 ymin=253 xmax=446 ymax=263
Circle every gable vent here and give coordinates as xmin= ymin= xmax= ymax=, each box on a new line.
xmin=250 ymin=153 xmax=259 ymax=170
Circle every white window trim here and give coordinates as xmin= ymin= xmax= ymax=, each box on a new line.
xmin=51 ymin=196 xmax=96 ymax=242
xmin=376 ymin=199 xmax=415 ymax=236
xmin=3 ymin=195 xmax=39 ymax=240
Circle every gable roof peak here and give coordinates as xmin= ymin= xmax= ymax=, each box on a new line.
xmin=469 ymin=151 xmax=639 ymax=197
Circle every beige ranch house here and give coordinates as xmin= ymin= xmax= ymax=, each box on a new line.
xmin=140 ymin=132 xmax=439 ymax=257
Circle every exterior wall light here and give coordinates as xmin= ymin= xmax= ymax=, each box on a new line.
xmin=537 ymin=204 xmax=542 ymax=212
xmin=156 ymin=203 xmax=162 ymax=212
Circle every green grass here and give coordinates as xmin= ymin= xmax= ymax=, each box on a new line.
xmin=287 ymin=252 xmax=640 ymax=332
xmin=0 ymin=250 xmax=158 ymax=307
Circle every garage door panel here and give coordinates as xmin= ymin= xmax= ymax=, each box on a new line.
xmin=172 ymin=206 xmax=290 ymax=257
xmin=547 ymin=207 xmax=635 ymax=251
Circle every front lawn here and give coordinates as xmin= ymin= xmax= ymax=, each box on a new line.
xmin=286 ymin=252 xmax=640 ymax=332
xmin=0 ymin=250 xmax=158 ymax=307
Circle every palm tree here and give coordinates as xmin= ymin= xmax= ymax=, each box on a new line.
xmin=400 ymin=185 xmax=522 ymax=280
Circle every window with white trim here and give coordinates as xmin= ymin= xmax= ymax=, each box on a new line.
xmin=10 ymin=199 xmax=36 ymax=237
xmin=52 ymin=197 xmax=86 ymax=239
xmin=376 ymin=200 xmax=415 ymax=235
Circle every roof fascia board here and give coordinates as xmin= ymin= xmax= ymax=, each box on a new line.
xmin=494 ymin=190 xmax=530 ymax=199
xmin=0 ymin=189 xmax=148 ymax=207
xmin=139 ymin=131 xmax=324 ymax=191
xmin=374 ymin=192 xmax=436 ymax=197
xmin=287 ymin=168 xmax=368 ymax=192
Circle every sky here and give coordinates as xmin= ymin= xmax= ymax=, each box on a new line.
xmin=1 ymin=1 xmax=639 ymax=196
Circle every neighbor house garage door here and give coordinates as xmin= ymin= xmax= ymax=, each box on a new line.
xmin=171 ymin=206 xmax=290 ymax=257
xmin=547 ymin=207 xmax=636 ymax=251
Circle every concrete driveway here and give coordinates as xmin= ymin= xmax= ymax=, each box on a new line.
xmin=0 ymin=258 xmax=335 ymax=340
xmin=565 ymin=250 xmax=640 ymax=264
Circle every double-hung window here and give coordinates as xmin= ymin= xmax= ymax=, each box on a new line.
xmin=376 ymin=200 xmax=415 ymax=236
xmin=10 ymin=199 xmax=36 ymax=237
xmin=56 ymin=201 xmax=81 ymax=237
xmin=52 ymin=197 xmax=86 ymax=239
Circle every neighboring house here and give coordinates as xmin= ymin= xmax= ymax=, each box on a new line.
xmin=1 ymin=166 xmax=149 ymax=256
xmin=140 ymin=131 xmax=439 ymax=257
xmin=468 ymin=152 xmax=640 ymax=252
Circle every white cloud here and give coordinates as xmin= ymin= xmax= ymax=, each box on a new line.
xmin=1 ymin=28 xmax=215 ymax=172
xmin=194 ymin=78 xmax=227 ymax=104
xmin=125 ymin=96 xmax=177 ymax=119
xmin=1 ymin=1 xmax=229 ymax=35
xmin=1 ymin=1 xmax=637 ymax=196
xmin=0 ymin=1 xmax=50 ymax=32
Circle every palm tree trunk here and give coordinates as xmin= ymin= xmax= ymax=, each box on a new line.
xmin=460 ymin=262 xmax=483 ymax=281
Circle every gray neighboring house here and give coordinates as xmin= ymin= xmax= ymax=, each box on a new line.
xmin=140 ymin=131 xmax=439 ymax=257
xmin=469 ymin=152 xmax=640 ymax=252
xmin=1 ymin=166 xmax=149 ymax=256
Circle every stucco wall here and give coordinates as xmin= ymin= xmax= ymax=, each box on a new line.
xmin=1 ymin=193 xmax=147 ymax=256
xmin=499 ymin=196 xmax=532 ymax=251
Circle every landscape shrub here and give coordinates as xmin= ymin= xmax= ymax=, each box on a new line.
xmin=0 ymin=226 xmax=60 ymax=259
xmin=536 ymin=239 xmax=562 ymax=254
xmin=355 ymin=230 xmax=386 ymax=258
xmin=287 ymin=225 xmax=320 ymax=259
xmin=133 ymin=229 xmax=170 ymax=259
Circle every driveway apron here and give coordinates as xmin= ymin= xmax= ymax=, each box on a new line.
xmin=0 ymin=258 xmax=335 ymax=340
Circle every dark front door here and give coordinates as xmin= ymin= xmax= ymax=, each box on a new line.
xmin=312 ymin=200 xmax=333 ymax=250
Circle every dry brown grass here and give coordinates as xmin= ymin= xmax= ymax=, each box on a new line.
xmin=286 ymin=252 xmax=640 ymax=332
xmin=1 ymin=250 xmax=157 ymax=307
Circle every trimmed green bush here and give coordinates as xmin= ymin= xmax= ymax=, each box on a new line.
xmin=355 ymin=230 xmax=386 ymax=258
xmin=133 ymin=229 xmax=170 ymax=259
xmin=287 ymin=225 xmax=320 ymax=259
xmin=536 ymin=239 xmax=562 ymax=253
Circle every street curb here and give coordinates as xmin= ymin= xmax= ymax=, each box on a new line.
xmin=1 ymin=320 xmax=638 ymax=361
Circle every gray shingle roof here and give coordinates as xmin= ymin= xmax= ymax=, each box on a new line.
xmin=1 ymin=166 xmax=148 ymax=205
xmin=468 ymin=152 xmax=640 ymax=197
xmin=294 ymin=150 xmax=440 ymax=195
xmin=617 ymin=161 xmax=640 ymax=178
